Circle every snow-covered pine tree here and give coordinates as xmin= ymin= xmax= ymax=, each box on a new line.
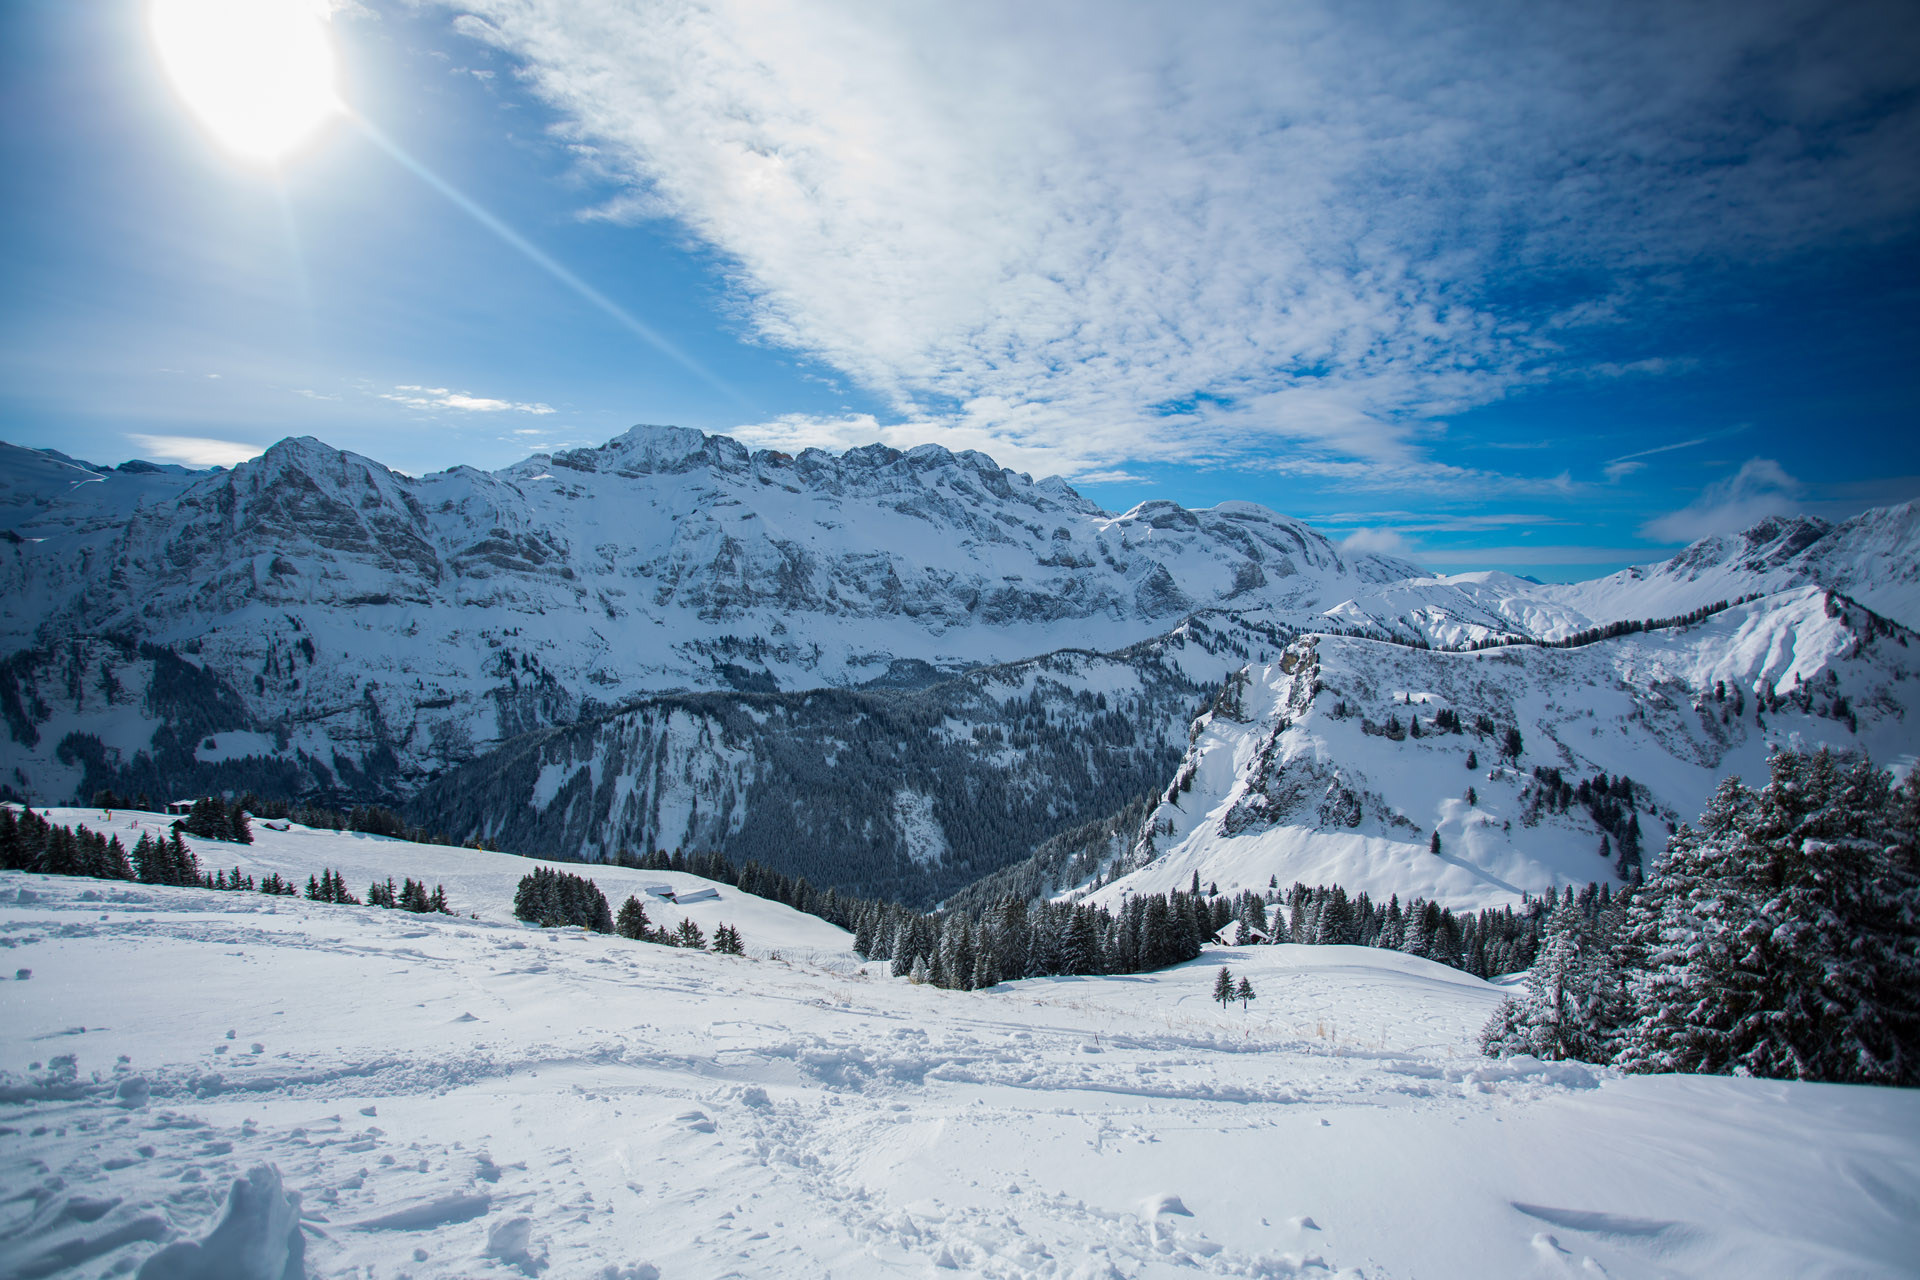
xmin=1616 ymin=750 xmax=1920 ymax=1085
xmin=1212 ymin=965 xmax=1234 ymax=1009
xmin=1234 ymin=895 xmax=1266 ymax=945
xmin=1479 ymin=897 xmax=1625 ymax=1062
xmin=1063 ymin=907 xmax=1101 ymax=974
xmin=1235 ymin=976 xmax=1256 ymax=1011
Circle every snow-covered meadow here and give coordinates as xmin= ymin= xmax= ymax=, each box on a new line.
xmin=4 ymin=815 xmax=1917 ymax=1279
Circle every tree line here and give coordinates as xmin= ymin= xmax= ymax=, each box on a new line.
xmin=0 ymin=806 xmax=454 ymax=914
xmin=588 ymin=834 xmax=1589 ymax=987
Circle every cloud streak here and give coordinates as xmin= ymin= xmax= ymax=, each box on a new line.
xmin=441 ymin=0 xmax=1920 ymax=482
xmin=126 ymin=434 xmax=263 ymax=468
xmin=382 ymin=385 xmax=557 ymax=414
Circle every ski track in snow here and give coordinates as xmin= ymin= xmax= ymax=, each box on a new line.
xmin=4 ymin=828 xmax=1920 ymax=1279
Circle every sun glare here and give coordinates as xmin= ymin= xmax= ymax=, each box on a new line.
xmin=151 ymin=0 xmax=340 ymax=163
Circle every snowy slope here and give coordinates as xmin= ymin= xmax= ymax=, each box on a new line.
xmin=4 ymin=862 xmax=1917 ymax=1279
xmin=1083 ymin=587 xmax=1920 ymax=910
xmin=403 ymin=621 xmax=1288 ymax=904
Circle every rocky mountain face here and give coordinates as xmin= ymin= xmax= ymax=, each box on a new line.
xmin=1 ymin=425 xmax=1914 ymax=905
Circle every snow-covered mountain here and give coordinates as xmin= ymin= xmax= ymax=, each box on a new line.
xmin=1300 ymin=504 xmax=1920 ymax=648
xmin=2 ymin=425 xmax=1915 ymax=907
xmin=1 ymin=428 xmax=1417 ymax=798
xmin=404 ymin=618 xmax=1292 ymax=904
xmin=1069 ymin=588 xmax=1918 ymax=910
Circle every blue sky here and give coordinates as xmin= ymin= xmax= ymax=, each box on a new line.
xmin=2 ymin=0 xmax=1916 ymax=580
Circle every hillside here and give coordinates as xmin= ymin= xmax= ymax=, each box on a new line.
xmin=11 ymin=803 xmax=854 ymax=961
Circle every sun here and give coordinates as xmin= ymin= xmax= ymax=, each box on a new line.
xmin=150 ymin=0 xmax=341 ymax=163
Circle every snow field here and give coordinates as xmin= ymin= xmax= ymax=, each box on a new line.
xmin=4 ymin=824 xmax=1918 ymax=1278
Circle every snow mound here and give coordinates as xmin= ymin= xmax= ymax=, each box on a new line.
xmin=134 ymin=1165 xmax=304 ymax=1280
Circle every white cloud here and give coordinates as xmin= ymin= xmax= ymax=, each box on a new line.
xmin=1338 ymin=527 xmax=1422 ymax=559
xmin=1641 ymin=457 xmax=1806 ymax=543
xmin=1604 ymin=460 xmax=1647 ymax=482
xmin=126 ymin=434 xmax=263 ymax=468
xmin=382 ymin=385 xmax=556 ymax=414
xmin=443 ymin=0 xmax=1920 ymax=480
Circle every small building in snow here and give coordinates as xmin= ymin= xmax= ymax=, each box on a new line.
xmin=675 ymin=887 xmax=720 ymax=904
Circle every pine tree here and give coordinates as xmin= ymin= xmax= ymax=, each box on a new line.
xmin=399 ymin=878 xmax=431 ymax=912
xmin=1212 ymin=965 xmax=1234 ymax=1009
xmin=1235 ymin=976 xmax=1256 ymax=1011
xmin=1480 ymin=899 xmax=1624 ymax=1062
xmin=616 ymin=896 xmax=651 ymax=940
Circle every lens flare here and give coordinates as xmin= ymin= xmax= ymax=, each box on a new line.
xmin=151 ymin=0 xmax=339 ymax=162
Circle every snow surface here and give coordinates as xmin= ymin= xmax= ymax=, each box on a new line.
xmin=4 ymin=820 xmax=1918 ymax=1279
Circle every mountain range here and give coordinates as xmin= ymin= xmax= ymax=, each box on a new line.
xmin=3 ymin=427 xmax=1913 ymax=905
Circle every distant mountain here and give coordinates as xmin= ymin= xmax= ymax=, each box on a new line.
xmin=1297 ymin=502 xmax=1920 ymax=648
